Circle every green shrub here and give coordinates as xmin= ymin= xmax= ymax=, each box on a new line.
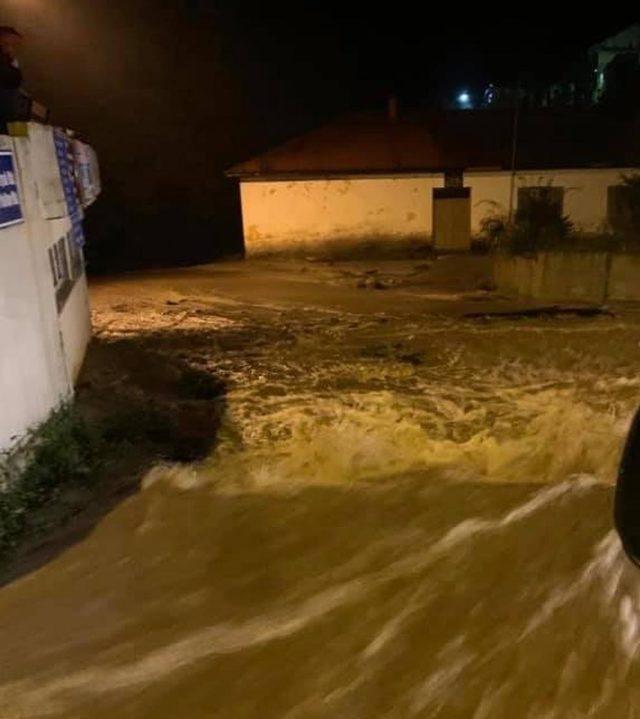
xmin=479 ymin=213 xmax=507 ymax=247
xmin=503 ymin=190 xmax=573 ymax=255
xmin=20 ymin=408 xmax=99 ymax=505
xmin=0 ymin=490 xmax=24 ymax=555
xmin=479 ymin=184 xmax=574 ymax=255
xmin=0 ymin=406 xmax=101 ymax=557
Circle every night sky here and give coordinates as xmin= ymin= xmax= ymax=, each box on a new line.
xmin=3 ymin=1 xmax=638 ymax=270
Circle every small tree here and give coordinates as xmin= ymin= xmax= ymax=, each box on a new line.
xmin=478 ymin=201 xmax=507 ymax=249
xmin=493 ymin=185 xmax=573 ymax=255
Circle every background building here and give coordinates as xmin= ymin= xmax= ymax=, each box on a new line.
xmin=591 ymin=24 xmax=640 ymax=107
xmin=228 ymin=109 xmax=640 ymax=256
xmin=478 ymin=24 xmax=640 ymax=112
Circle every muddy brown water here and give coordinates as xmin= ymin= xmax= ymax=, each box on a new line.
xmin=2 ymin=262 xmax=640 ymax=718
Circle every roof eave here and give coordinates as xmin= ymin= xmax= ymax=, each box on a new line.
xmin=227 ymin=169 xmax=447 ymax=181
xmin=227 ymin=161 xmax=639 ymax=181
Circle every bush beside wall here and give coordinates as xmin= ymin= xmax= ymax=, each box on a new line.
xmin=0 ymin=406 xmax=101 ymax=558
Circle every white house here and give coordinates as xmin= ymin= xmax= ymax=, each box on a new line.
xmin=227 ymin=108 xmax=640 ymax=256
xmin=0 ymin=122 xmax=100 ymax=454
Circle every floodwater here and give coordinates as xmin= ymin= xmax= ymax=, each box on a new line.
xmin=2 ymin=259 xmax=640 ymax=718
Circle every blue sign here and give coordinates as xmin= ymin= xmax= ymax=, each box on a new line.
xmin=54 ymin=129 xmax=84 ymax=247
xmin=0 ymin=150 xmax=23 ymax=230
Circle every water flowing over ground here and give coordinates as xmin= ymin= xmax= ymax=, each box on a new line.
xmin=2 ymin=259 xmax=640 ymax=718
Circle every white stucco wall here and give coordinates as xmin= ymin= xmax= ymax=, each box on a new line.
xmin=240 ymin=176 xmax=443 ymax=255
xmin=59 ymin=272 xmax=92 ymax=381
xmin=0 ymin=208 xmax=67 ymax=452
xmin=466 ymin=167 xmax=639 ymax=234
xmin=0 ymin=126 xmax=96 ymax=454
xmin=240 ymin=168 xmax=639 ymax=255
xmin=464 ymin=173 xmax=511 ymax=235
xmin=0 ymin=135 xmax=68 ymax=454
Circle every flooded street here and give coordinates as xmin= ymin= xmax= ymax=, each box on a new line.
xmin=2 ymin=259 xmax=640 ymax=718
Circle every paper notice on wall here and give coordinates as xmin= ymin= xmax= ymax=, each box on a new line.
xmin=88 ymin=145 xmax=101 ymax=199
xmin=0 ymin=149 xmax=23 ymax=230
xmin=28 ymin=123 xmax=68 ymax=220
xmin=54 ymin=129 xmax=84 ymax=247
xmin=72 ymin=140 xmax=100 ymax=208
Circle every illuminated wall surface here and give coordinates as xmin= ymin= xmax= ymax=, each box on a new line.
xmin=0 ymin=125 xmax=99 ymax=454
xmin=240 ymin=168 xmax=638 ymax=255
xmin=240 ymin=177 xmax=442 ymax=254
xmin=466 ymin=168 xmax=637 ymax=233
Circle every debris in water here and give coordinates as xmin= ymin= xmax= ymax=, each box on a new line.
xmin=464 ymin=305 xmax=614 ymax=320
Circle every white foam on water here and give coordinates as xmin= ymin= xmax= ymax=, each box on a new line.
xmin=408 ymin=648 xmax=475 ymax=716
xmin=146 ymin=383 xmax=632 ymax=496
xmin=519 ymin=530 xmax=640 ymax=662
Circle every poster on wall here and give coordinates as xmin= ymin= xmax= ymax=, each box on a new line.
xmin=0 ymin=150 xmax=23 ymax=230
xmin=72 ymin=140 xmax=99 ymax=208
xmin=54 ymin=129 xmax=85 ymax=248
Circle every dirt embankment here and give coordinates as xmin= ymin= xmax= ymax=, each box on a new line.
xmin=1 ymin=331 xmax=226 ymax=584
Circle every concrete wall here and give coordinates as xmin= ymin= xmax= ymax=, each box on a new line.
xmin=494 ymin=253 xmax=609 ymax=303
xmin=609 ymin=255 xmax=640 ymax=302
xmin=59 ymin=273 xmax=92 ymax=381
xmin=240 ymin=176 xmax=443 ymax=255
xmin=494 ymin=251 xmax=640 ymax=303
xmin=0 ymin=125 xmax=96 ymax=455
xmin=240 ymin=168 xmax=639 ymax=256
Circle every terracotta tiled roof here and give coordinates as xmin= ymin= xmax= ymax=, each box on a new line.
xmin=227 ymin=109 xmax=640 ymax=178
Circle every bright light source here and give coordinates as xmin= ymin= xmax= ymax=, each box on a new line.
xmin=457 ymin=91 xmax=472 ymax=109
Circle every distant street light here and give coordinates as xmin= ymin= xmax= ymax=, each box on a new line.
xmin=457 ymin=91 xmax=472 ymax=109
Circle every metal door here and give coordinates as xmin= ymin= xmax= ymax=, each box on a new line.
xmin=432 ymin=187 xmax=471 ymax=250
